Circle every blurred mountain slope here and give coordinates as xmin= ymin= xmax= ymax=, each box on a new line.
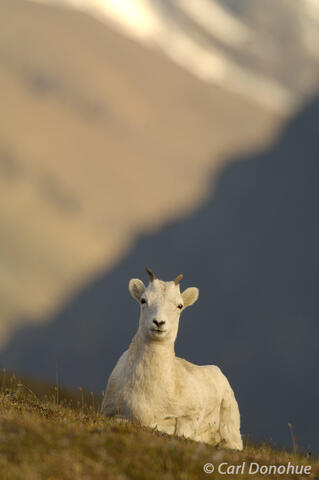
xmin=219 ymin=0 xmax=319 ymax=95
xmin=31 ymin=0 xmax=319 ymax=111
xmin=2 ymin=94 xmax=318 ymax=451
xmin=0 ymin=0 xmax=279 ymax=343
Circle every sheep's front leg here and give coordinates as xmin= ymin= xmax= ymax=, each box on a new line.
xmin=150 ymin=417 xmax=177 ymax=436
xmin=151 ymin=415 xmax=197 ymax=440
xmin=174 ymin=415 xmax=198 ymax=440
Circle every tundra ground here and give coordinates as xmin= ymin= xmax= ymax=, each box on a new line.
xmin=0 ymin=374 xmax=317 ymax=480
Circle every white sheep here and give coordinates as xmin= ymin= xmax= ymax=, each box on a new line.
xmin=101 ymin=267 xmax=243 ymax=450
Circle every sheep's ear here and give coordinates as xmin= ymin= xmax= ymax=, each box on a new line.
xmin=129 ymin=279 xmax=146 ymax=302
xmin=182 ymin=287 xmax=199 ymax=308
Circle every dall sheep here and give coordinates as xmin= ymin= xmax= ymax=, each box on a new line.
xmin=101 ymin=267 xmax=243 ymax=450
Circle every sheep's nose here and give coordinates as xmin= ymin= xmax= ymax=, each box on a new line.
xmin=153 ymin=319 xmax=165 ymax=327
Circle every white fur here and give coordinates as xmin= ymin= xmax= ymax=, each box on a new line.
xmin=101 ymin=274 xmax=243 ymax=450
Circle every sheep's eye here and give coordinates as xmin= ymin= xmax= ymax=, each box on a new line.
xmin=141 ymin=298 xmax=146 ymax=304
xmin=177 ymin=304 xmax=183 ymax=310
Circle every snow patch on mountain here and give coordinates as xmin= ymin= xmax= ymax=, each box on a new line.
xmin=29 ymin=0 xmax=306 ymax=113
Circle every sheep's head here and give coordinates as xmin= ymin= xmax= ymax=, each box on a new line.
xmin=129 ymin=267 xmax=199 ymax=343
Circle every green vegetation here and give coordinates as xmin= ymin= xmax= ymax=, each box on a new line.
xmin=0 ymin=372 xmax=317 ymax=480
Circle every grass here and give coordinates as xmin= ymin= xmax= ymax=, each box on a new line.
xmin=0 ymin=373 xmax=317 ymax=480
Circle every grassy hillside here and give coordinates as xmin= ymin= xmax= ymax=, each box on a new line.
xmin=0 ymin=375 xmax=317 ymax=480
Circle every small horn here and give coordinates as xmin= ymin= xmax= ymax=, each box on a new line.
xmin=145 ymin=267 xmax=156 ymax=281
xmin=174 ymin=274 xmax=183 ymax=285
